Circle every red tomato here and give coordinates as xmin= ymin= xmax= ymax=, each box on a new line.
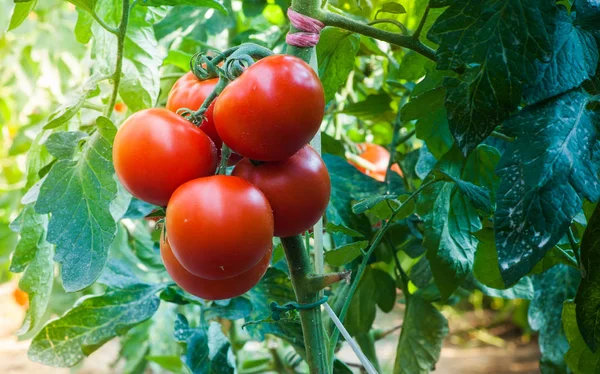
xmin=113 ymin=108 xmax=217 ymax=207
xmin=114 ymin=102 xmax=127 ymax=113
xmin=166 ymin=73 xmax=241 ymax=165
xmin=348 ymin=143 xmax=403 ymax=182
xmin=13 ymin=287 xmax=29 ymax=308
xmin=166 ymin=175 xmax=274 ymax=279
xmin=161 ymin=234 xmax=271 ymax=300
xmin=214 ymin=55 xmax=325 ymax=161
xmin=233 ymin=145 xmax=330 ymax=237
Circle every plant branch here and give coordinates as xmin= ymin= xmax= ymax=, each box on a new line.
xmin=368 ymin=19 xmax=408 ymax=35
xmin=568 ymin=227 xmax=586 ymax=277
xmin=105 ymin=0 xmax=130 ymax=118
xmin=82 ymin=102 xmax=105 ymax=112
xmin=317 ymin=10 xmax=436 ymax=62
xmin=92 ymin=12 xmax=119 ymax=35
xmin=490 ymin=131 xmax=515 ymax=142
xmin=306 ymin=271 xmax=351 ymax=293
xmin=384 ymin=117 xmax=403 ymax=186
xmin=281 ymin=235 xmax=330 ymax=373
xmin=328 ymin=179 xmax=438 ymax=355
xmin=412 ymin=4 xmax=430 ymax=40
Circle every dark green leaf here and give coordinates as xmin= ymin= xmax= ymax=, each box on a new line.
xmin=29 ymin=284 xmax=162 ymax=367
xmin=496 ymin=91 xmax=600 ymax=285
xmin=530 ymin=265 xmax=579 ymax=372
xmin=395 ymin=51 xmax=434 ymax=81
xmin=393 ymin=296 xmax=448 ymax=374
xmin=174 ymin=315 xmax=235 ymax=374
xmin=575 ymin=201 xmax=600 ymax=351
xmin=352 ymin=194 xmax=397 ymax=215
xmin=471 ymin=275 xmax=534 ymax=300
xmin=325 ymin=222 xmax=364 ymax=238
xmin=98 ymin=260 xmax=150 ymax=289
xmin=438 ymin=172 xmax=493 ymax=214
xmin=8 ymin=0 xmax=36 ymax=31
xmin=325 ymin=241 xmax=368 ymax=266
xmin=400 ymin=87 xmax=445 ymax=122
xmin=205 ymin=297 xmax=253 ymax=320
xmin=35 ymin=117 xmax=118 ymax=292
xmin=415 ymin=109 xmax=453 ymax=160
xmin=317 ymin=27 xmax=360 ymax=103
xmin=341 ymin=94 xmax=393 ymax=121
xmin=428 ymin=0 xmax=556 ymax=154
xmin=564 ymin=301 xmax=600 ymax=373
xmin=373 ymin=269 xmax=396 ymax=312
xmin=118 ymin=321 xmax=151 ymax=374
xmin=524 ymin=10 xmax=599 ymax=104
xmin=44 ymin=131 xmax=87 ymax=159
xmin=123 ymin=198 xmax=158 ymax=219
xmin=409 ymin=256 xmax=432 ymax=288
xmin=347 ymin=267 xmax=378 ymax=335
xmin=575 ymin=0 xmax=600 ymax=29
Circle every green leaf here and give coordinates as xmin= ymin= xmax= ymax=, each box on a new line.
xmin=174 ymin=315 xmax=235 ymax=374
xmin=395 ymin=51 xmax=434 ymax=81
xmin=8 ymin=0 xmax=36 ymax=31
xmin=205 ymin=297 xmax=253 ymax=320
xmin=341 ymin=94 xmax=394 ymax=121
xmin=393 ymin=296 xmax=448 ymax=374
xmin=373 ymin=269 xmax=396 ymax=312
xmin=472 ymin=275 xmax=534 ymax=300
xmin=530 ymin=265 xmax=579 ymax=373
xmin=164 ymin=50 xmax=193 ymax=71
xmin=35 ymin=117 xmax=118 ymax=292
xmin=147 ymin=304 xmax=184 ymax=373
xmin=317 ymin=27 xmax=360 ymax=103
xmin=496 ymin=91 xmax=600 ymax=286
xmin=67 ymin=0 xmax=97 ymax=15
xmin=415 ymin=109 xmax=454 ymax=160
xmin=352 ymin=194 xmax=397 ymax=215
xmin=44 ymin=131 xmax=87 ymax=159
xmin=74 ymin=8 xmax=94 ymax=44
xmin=325 ymin=222 xmax=365 ymax=238
xmin=524 ymin=10 xmax=599 ymax=104
xmin=376 ymin=2 xmax=406 ymax=16
xmin=28 ymin=284 xmax=162 ymax=367
xmin=140 ymin=0 xmax=226 ymax=14
xmin=346 ymin=267 xmax=378 ymax=336
xmin=428 ymin=0 xmax=556 ymax=154
xmin=400 ymin=87 xmax=445 ymax=122
xmin=564 ymin=301 xmax=600 ymax=373
xmin=575 ymin=0 xmax=600 ymax=29
xmin=438 ymin=172 xmax=492 ymax=215
xmin=325 ymin=241 xmax=368 ymax=267
xmin=417 ymin=147 xmax=482 ymax=299
xmin=43 ymin=81 xmax=98 ymax=129
xmin=575 ymin=201 xmax=600 ymax=351
xmin=118 ymin=320 xmax=151 ymax=374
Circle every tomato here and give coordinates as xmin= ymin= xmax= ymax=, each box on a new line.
xmin=161 ymin=234 xmax=271 ymax=300
xmin=348 ymin=143 xmax=403 ymax=182
xmin=166 ymin=175 xmax=274 ymax=279
xmin=214 ymin=55 xmax=325 ymax=161
xmin=13 ymin=287 xmax=29 ymax=308
xmin=114 ymin=102 xmax=127 ymax=113
xmin=166 ymin=72 xmax=241 ymax=165
xmin=233 ymin=145 xmax=330 ymax=237
xmin=113 ymin=108 xmax=217 ymax=207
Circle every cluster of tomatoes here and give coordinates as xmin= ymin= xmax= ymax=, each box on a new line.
xmin=113 ymin=55 xmax=330 ymax=300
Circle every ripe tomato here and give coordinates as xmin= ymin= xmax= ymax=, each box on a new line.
xmin=114 ymin=102 xmax=127 ymax=113
xmin=13 ymin=287 xmax=29 ymax=308
xmin=166 ymin=72 xmax=240 ymax=165
xmin=233 ymin=145 xmax=330 ymax=237
xmin=113 ymin=108 xmax=217 ymax=207
xmin=161 ymin=234 xmax=271 ymax=300
xmin=214 ymin=55 xmax=325 ymax=161
xmin=348 ymin=143 xmax=403 ymax=182
xmin=166 ymin=175 xmax=274 ymax=279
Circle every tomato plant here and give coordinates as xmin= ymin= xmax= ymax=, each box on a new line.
xmin=2 ymin=0 xmax=600 ymax=373
xmin=113 ymin=108 xmax=218 ymax=206
xmin=233 ymin=145 xmax=331 ymax=237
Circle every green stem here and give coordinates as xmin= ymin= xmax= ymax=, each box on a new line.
xmin=281 ymin=236 xmax=329 ymax=374
xmin=328 ymin=179 xmax=437 ymax=358
xmin=82 ymin=102 xmax=105 ymax=112
xmin=105 ymin=0 xmax=130 ymax=118
xmin=412 ymin=4 xmax=430 ymax=40
xmin=92 ymin=11 xmax=119 ymax=35
xmin=316 ymin=10 xmax=436 ymax=62
xmin=384 ymin=117 xmax=403 ymax=186
xmin=218 ymin=144 xmax=231 ymax=175
xmin=368 ymin=18 xmax=408 ymax=35
xmin=568 ymin=227 xmax=586 ymax=277
xmin=490 ymin=130 xmax=515 ymax=142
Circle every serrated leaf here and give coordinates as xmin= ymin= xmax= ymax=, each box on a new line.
xmin=43 ymin=81 xmax=98 ymax=129
xmin=174 ymin=315 xmax=235 ymax=374
xmin=352 ymin=194 xmax=397 ymax=215
xmin=317 ymin=27 xmax=360 ymax=103
xmin=400 ymin=87 xmax=445 ymax=122
xmin=35 ymin=117 xmax=118 ymax=292
xmin=575 ymin=201 xmax=600 ymax=351
xmin=8 ymin=0 xmax=36 ymax=31
xmin=524 ymin=9 xmax=599 ymax=104
xmin=428 ymin=0 xmax=557 ymax=154
xmin=325 ymin=241 xmax=368 ymax=266
xmin=28 ymin=284 xmax=162 ymax=367
xmin=393 ymin=296 xmax=448 ymax=374
xmin=495 ymin=91 xmax=600 ymax=286
xmin=325 ymin=222 xmax=364 ymax=238
xmin=442 ymin=174 xmax=493 ymax=214
xmin=564 ymin=301 xmax=600 ymax=373
xmin=529 ymin=265 xmax=579 ymax=373
xmin=44 ymin=131 xmax=87 ymax=159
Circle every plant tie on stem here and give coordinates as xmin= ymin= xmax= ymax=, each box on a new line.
xmin=270 ymin=295 xmax=328 ymax=321
xmin=286 ymin=8 xmax=325 ymax=48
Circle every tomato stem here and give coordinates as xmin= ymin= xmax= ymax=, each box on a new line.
xmin=218 ymin=144 xmax=231 ymax=175
xmin=105 ymin=0 xmax=130 ymax=118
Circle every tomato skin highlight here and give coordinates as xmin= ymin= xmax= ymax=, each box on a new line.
xmin=166 ymin=175 xmax=274 ymax=280
xmin=113 ymin=108 xmax=217 ymax=207
xmin=166 ymin=73 xmax=241 ymax=165
xmin=161 ymin=234 xmax=271 ymax=300
xmin=214 ymin=55 xmax=325 ymax=161
xmin=348 ymin=143 xmax=403 ymax=182
xmin=233 ymin=145 xmax=330 ymax=237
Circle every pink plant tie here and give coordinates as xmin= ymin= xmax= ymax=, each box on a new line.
xmin=286 ymin=8 xmax=325 ymax=48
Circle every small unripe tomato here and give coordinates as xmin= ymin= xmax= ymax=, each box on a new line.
xmin=113 ymin=108 xmax=218 ymax=206
xmin=114 ymin=102 xmax=127 ymax=113
xmin=348 ymin=143 xmax=403 ymax=182
xmin=13 ymin=287 xmax=29 ymax=308
xmin=166 ymin=175 xmax=274 ymax=280
xmin=160 ymin=234 xmax=271 ymax=300
xmin=233 ymin=145 xmax=330 ymax=237
xmin=166 ymin=72 xmax=241 ymax=165
xmin=214 ymin=55 xmax=325 ymax=161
